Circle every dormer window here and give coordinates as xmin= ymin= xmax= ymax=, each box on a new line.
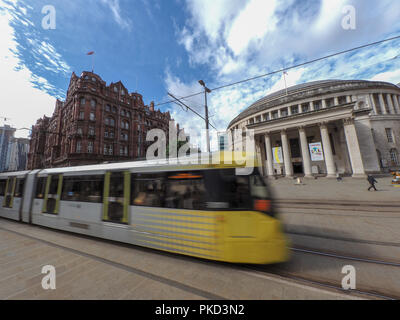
xmin=114 ymin=87 xmax=118 ymax=93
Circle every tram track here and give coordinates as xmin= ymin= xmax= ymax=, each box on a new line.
xmin=1 ymin=218 xmax=399 ymax=300
xmin=253 ymin=245 xmax=400 ymax=300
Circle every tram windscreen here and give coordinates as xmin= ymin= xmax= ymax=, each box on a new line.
xmin=204 ymin=168 xmax=271 ymax=214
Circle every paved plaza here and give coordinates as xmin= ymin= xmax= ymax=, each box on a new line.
xmin=268 ymin=176 xmax=399 ymax=203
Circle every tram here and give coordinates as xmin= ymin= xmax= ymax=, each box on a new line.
xmin=0 ymin=152 xmax=289 ymax=264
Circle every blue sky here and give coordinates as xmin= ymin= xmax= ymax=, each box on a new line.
xmin=1 ymin=0 xmax=400 ymax=146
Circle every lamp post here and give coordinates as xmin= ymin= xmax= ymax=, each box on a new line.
xmin=198 ymin=80 xmax=211 ymax=153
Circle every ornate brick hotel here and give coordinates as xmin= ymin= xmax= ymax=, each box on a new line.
xmin=28 ymin=71 xmax=175 ymax=169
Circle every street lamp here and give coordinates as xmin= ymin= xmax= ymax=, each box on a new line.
xmin=198 ymin=80 xmax=211 ymax=153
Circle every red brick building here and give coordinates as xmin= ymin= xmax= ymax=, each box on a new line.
xmin=28 ymin=71 xmax=174 ymax=169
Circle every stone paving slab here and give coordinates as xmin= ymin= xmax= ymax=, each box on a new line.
xmin=0 ymin=219 xmax=363 ymax=300
xmin=268 ymin=177 xmax=400 ymax=202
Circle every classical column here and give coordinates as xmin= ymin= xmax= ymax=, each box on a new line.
xmin=255 ymin=140 xmax=263 ymax=175
xmin=322 ymin=99 xmax=327 ymax=109
xmin=334 ymin=97 xmax=339 ymax=106
xmin=299 ymin=126 xmax=312 ymax=177
xmin=310 ymin=101 xmax=315 ymax=111
xmin=343 ymin=118 xmax=366 ymax=178
xmin=319 ymin=123 xmax=336 ymax=178
xmin=264 ymin=134 xmax=274 ymax=177
xmin=393 ymin=95 xmax=400 ymax=114
xmin=281 ymin=130 xmax=293 ymax=177
xmin=379 ymin=93 xmax=387 ymax=114
xmin=368 ymin=94 xmax=378 ymax=114
xmin=387 ymin=94 xmax=395 ymax=114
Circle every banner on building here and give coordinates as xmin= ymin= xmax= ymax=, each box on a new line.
xmin=309 ymin=142 xmax=324 ymax=161
xmin=273 ymin=147 xmax=283 ymax=164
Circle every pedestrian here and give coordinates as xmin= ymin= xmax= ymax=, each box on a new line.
xmin=367 ymin=175 xmax=378 ymax=191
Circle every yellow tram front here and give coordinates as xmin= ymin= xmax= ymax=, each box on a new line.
xmin=127 ymin=153 xmax=290 ymax=265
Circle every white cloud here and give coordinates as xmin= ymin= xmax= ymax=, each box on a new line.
xmin=0 ymin=1 xmax=58 ymax=138
xmin=100 ymin=0 xmax=132 ymax=31
xmin=370 ymin=68 xmax=400 ymax=84
xmin=226 ymin=0 xmax=278 ymax=56
xmin=168 ymin=0 xmax=400 ymax=146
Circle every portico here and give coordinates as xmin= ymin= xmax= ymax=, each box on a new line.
xmin=250 ymin=104 xmax=367 ymax=178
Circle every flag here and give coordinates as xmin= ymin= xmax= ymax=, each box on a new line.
xmin=87 ymin=51 xmax=95 ymax=55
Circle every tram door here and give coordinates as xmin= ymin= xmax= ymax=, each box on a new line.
xmin=2 ymin=177 xmax=16 ymax=208
xmin=102 ymin=171 xmax=130 ymax=224
xmin=42 ymin=175 xmax=63 ymax=214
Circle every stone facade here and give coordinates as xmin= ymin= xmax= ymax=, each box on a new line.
xmin=228 ymin=80 xmax=400 ymax=177
xmin=28 ymin=71 xmax=174 ymax=169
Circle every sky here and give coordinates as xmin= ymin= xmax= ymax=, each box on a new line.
xmin=1 ymin=0 xmax=400 ymax=149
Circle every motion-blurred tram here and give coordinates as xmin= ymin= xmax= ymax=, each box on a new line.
xmin=0 ymin=152 xmax=289 ymax=264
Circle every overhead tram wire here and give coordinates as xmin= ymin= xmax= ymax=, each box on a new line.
xmin=155 ymin=35 xmax=400 ymax=107
xmin=167 ymin=92 xmax=218 ymax=131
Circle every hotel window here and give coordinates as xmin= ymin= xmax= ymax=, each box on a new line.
xmin=314 ymin=100 xmax=322 ymax=110
xmin=110 ymin=131 xmax=114 ymax=138
xmin=291 ymin=106 xmax=299 ymax=114
xmin=256 ymin=116 xmax=261 ymax=123
xmin=263 ymin=113 xmax=270 ymax=121
xmin=89 ymin=126 xmax=95 ymax=136
xmin=122 ymin=120 xmax=129 ymax=130
xmin=121 ymin=109 xmax=126 ymax=116
xmin=80 ymin=97 xmax=85 ymax=105
xmin=106 ymin=117 xmax=115 ymax=126
xmin=112 ymin=106 xmax=117 ymax=113
xmin=79 ymin=111 xmax=85 ymax=120
xmin=90 ymin=112 xmax=95 ymax=121
xmin=280 ymin=108 xmax=288 ymax=117
xmin=114 ymin=87 xmax=118 ymax=93
xmin=90 ymin=100 xmax=96 ymax=109
xmin=77 ymin=127 xmax=83 ymax=135
xmin=301 ymin=103 xmax=309 ymax=113
xmin=386 ymin=128 xmax=394 ymax=143
xmin=76 ymin=141 xmax=82 ymax=153
xmin=88 ymin=141 xmax=94 ymax=153
xmin=272 ymin=111 xmax=279 ymax=119
xmin=106 ymin=104 xmax=111 ymax=112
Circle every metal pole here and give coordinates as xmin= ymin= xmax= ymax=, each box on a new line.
xmin=204 ymin=89 xmax=211 ymax=153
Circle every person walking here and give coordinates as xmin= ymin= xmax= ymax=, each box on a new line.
xmin=367 ymin=175 xmax=378 ymax=191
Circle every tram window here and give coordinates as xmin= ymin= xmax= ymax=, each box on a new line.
xmin=106 ymin=172 xmax=125 ymax=223
xmin=165 ymin=172 xmax=206 ymax=210
xmin=14 ymin=179 xmax=25 ymax=198
xmin=131 ymin=173 xmax=165 ymax=207
xmin=204 ymin=169 xmax=253 ymax=210
xmin=62 ymin=175 xmax=104 ymax=203
xmin=0 ymin=180 xmax=6 ymax=196
xmin=35 ymin=177 xmax=47 ymax=199
xmin=48 ymin=176 xmax=59 ymax=195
